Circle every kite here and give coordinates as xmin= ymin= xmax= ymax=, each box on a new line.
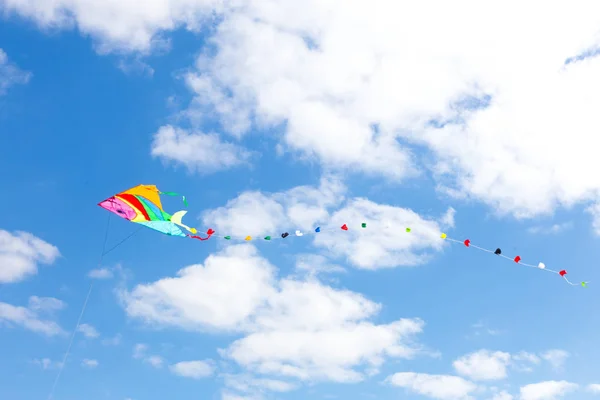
xmin=97 ymin=184 xmax=214 ymax=241
xmin=98 ymin=185 xmax=588 ymax=287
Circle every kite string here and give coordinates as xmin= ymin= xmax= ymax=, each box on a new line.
xmin=47 ymin=214 xmax=111 ymax=400
xmin=102 ymin=226 xmax=143 ymax=257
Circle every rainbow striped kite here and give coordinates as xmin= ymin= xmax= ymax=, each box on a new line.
xmin=98 ymin=184 xmax=214 ymax=240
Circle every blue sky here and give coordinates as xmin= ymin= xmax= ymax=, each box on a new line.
xmin=1 ymin=2 xmax=600 ymax=400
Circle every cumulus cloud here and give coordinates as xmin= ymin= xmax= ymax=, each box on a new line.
xmin=77 ymin=323 xmax=99 ymax=338
xmin=88 ymin=268 xmax=114 ymax=279
xmin=452 ymin=349 xmax=562 ymax=380
xmin=519 ymin=381 xmax=578 ymax=400
xmin=0 ymin=229 xmax=60 ymax=283
xmin=201 ymin=177 xmax=450 ymax=269
xmin=313 ymin=198 xmax=450 ymax=269
xmin=386 ymin=372 xmax=478 ymax=400
xmin=8 ymin=0 xmax=600 ymax=229
xmin=0 ymin=49 xmax=31 ymax=95
xmin=202 ymin=175 xmax=346 ymax=236
xmin=174 ymin=0 xmax=600 ymax=232
xmin=0 ymin=296 xmax=65 ymax=336
xmin=587 ymin=384 xmax=600 ymax=393
xmin=0 ymin=0 xmax=226 ymax=54
xmin=123 ymin=245 xmax=277 ymax=331
xmin=28 ymin=296 xmax=65 ymax=313
xmin=151 ymin=125 xmax=252 ymax=173
xmin=170 ymin=360 xmax=215 ymax=379
xmin=540 ymin=350 xmax=569 ymax=370
xmin=453 ymin=350 xmax=511 ymax=381
xmin=121 ymin=244 xmax=427 ymax=384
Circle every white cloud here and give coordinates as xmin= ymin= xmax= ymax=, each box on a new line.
xmin=117 ymin=56 xmax=155 ymax=77
xmin=587 ymin=384 xmax=600 ymax=393
xmin=519 ymin=381 xmax=578 ymax=400
xmin=8 ymin=1 xmax=600 ymax=229
xmin=201 ymin=177 xmax=449 ymax=269
xmin=122 ymin=244 xmax=426 ymax=384
xmin=527 ymin=223 xmax=572 ymax=235
xmin=313 ymin=199 xmax=450 ymax=269
xmin=386 ymin=372 xmax=477 ymax=400
xmin=490 ymin=391 xmax=513 ymax=400
xmin=470 ymin=321 xmax=502 ymax=337
xmin=123 ymin=245 xmax=277 ymax=331
xmin=221 ymin=393 xmax=258 ymax=400
xmin=151 ymin=125 xmax=252 ymax=173
xmin=88 ymin=268 xmax=114 ymax=279
xmin=202 ymin=175 xmax=346 ymax=237
xmin=0 ymin=0 xmax=224 ymax=54
xmin=171 ymin=0 xmax=600 ymax=232
xmin=145 ymin=355 xmax=164 ymax=368
xmin=540 ymin=350 xmax=569 ymax=370
xmin=294 ymin=254 xmax=345 ymax=276
xmin=32 ymin=358 xmax=63 ymax=370
xmin=452 ymin=349 xmax=562 ymax=380
xmin=0 ymin=229 xmax=60 ymax=283
xmin=453 ymin=350 xmax=511 ymax=381
xmin=28 ymin=296 xmax=65 ymax=313
xmin=0 ymin=49 xmax=31 ymax=95
xmin=0 ymin=297 xmax=64 ymax=336
xmin=223 ymin=374 xmax=298 ymax=397
xmin=440 ymin=207 xmax=456 ymax=229
xmin=77 ymin=323 xmax=99 ymax=338
xmin=512 ymin=352 xmax=541 ymax=372
xmin=82 ymin=359 xmax=99 ymax=368
xmin=170 ymin=360 xmax=215 ymax=379
xmin=132 ymin=343 xmax=163 ymax=368
xmin=133 ymin=343 xmax=148 ymax=359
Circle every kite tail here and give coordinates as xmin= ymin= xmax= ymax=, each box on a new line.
xmin=159 ymin=191 xmax=188 ymax=207
xmin=188 ymin=229 xmax=215 ymax=241
xmin=562 ymin=276 xmax=589 ymax=287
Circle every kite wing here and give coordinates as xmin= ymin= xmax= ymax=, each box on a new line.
xmin=98 ymin=184 xmax=196 ymax=237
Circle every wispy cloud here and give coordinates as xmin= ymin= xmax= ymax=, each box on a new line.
xmin=527 ymin=222 xmax=573 ymax=235
xmin=132 ymin=343 xmax=163 ymax=368
xmin=101 ymin=333 xmax=122 ymax=346
xmin=32 ymin=358 xmax=63 ymax=370
xmin=88 ymin=268 xmax=114 ymax=280
xmin=82 ymin=359 xmax=99 ymax=368
xmin=77 ymin=323 xmax=99 ymax=338
xmin=0 ymin=297 xmax=65 ymax=336
xmin=541 ymin=350 xmax=569 ymax=370
xmin=0 ymin=49 xmax=31 ymax=95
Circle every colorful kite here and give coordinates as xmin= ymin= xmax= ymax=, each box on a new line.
xmin=98 ymin=184 xmax=214 ymax=240
xmin=98 ymin=185 xmax=588 ymax=287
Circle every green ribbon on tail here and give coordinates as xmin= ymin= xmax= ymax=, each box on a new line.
xmin=160 ymin=191 xmax=188 ymax=207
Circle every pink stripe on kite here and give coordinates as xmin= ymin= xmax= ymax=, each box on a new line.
xmin=98 ymin=197 xmax=137 ymax=220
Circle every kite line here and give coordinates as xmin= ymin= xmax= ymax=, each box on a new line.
xmin=47 ymin=215 xmax=141 ymax=399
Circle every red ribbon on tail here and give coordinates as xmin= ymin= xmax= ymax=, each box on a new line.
xmin=188 ymin=228 xmax=215 ymax=241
